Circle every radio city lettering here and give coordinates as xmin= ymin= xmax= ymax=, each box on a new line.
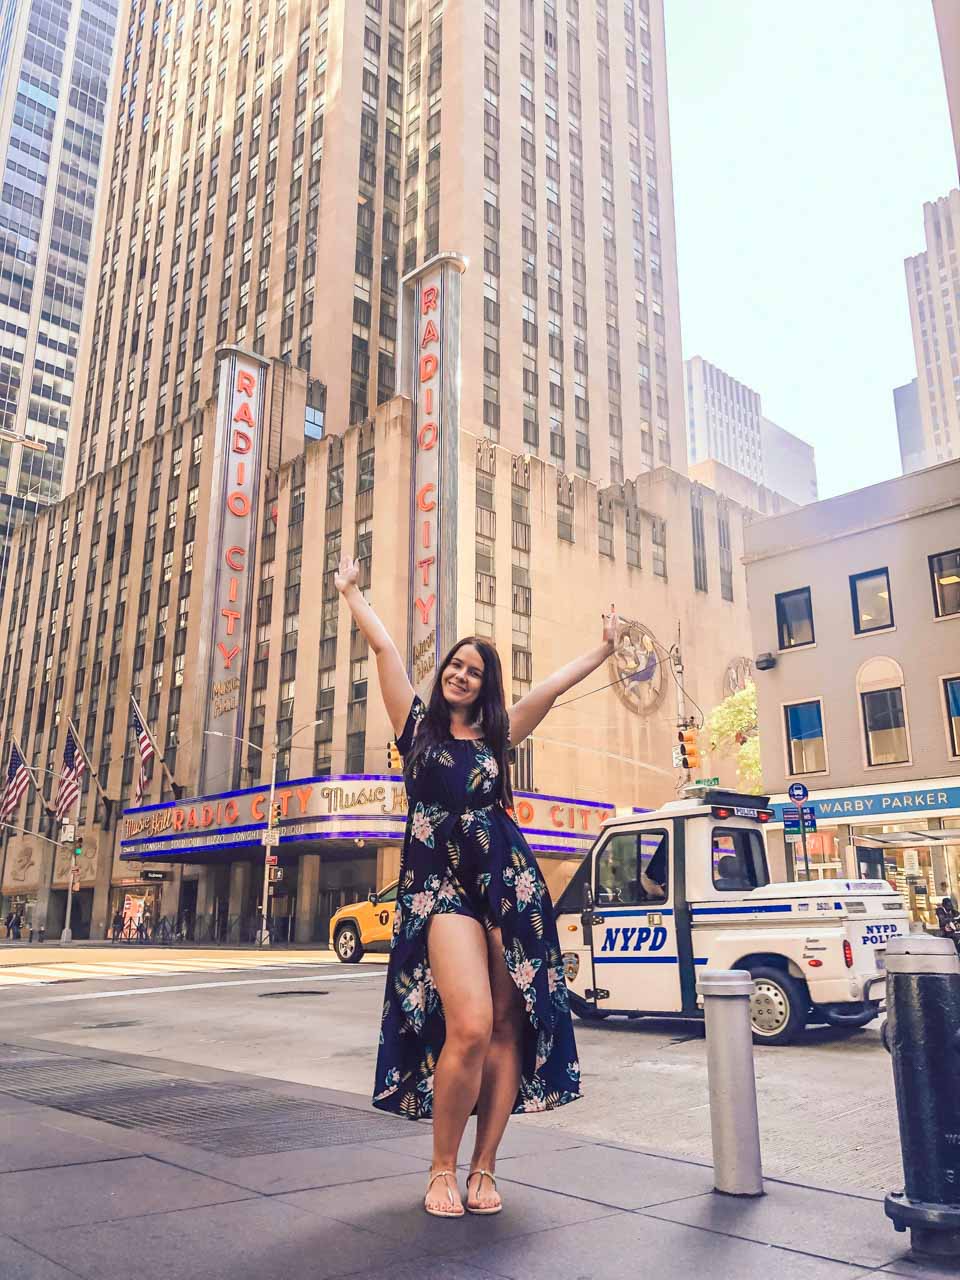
xmin=600 ymin=925 xmax=669 ymax=954
xmin=412 ymin=277 xmax=442 ymax=693
xmin=213 ymin=368 xmax=259 ymax=682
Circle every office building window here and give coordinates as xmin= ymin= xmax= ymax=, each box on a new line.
xmin=944 ymin=677 xmax=960 ymax=756
xmin=784 ymin=700 xmax=826 ymax=775
xmin=930 ymin=549 xmax=960 ymax=618
xmin=850 ymin=568 xmax=893 ymax=634
xmin=861 ymin=687 xmax=909 ymax=766
xmin=775 ymin=587 xmax=814 ymax=649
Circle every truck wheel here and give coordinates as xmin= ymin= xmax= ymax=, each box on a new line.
xmin=748 ymin=967 xmax=807 ymax=1046
xmin=334 ymin=923 xmax=364 ymax=964
xmin=570 ymin=992 xmax=610 ymax=1022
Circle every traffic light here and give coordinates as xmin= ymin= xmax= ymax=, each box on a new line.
xmin=387 ymin=740 xmax=403 ymax=771
xmin=270 ymin=803 xmax=282 ymax=828
xmin=677 ymin=729 xmax=701 ymax=771
xmin=74 ymin=840 xmax=83 ymax=860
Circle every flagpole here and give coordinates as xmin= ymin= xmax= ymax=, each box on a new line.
xmin=129 ymin=692 xmax=177 ymax=796
xmin=14 ymin=736 xmax=56 ymax=817
xmin=67 ymin=717 xmax=110 ymax=807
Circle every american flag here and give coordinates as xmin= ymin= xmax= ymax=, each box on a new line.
xmin=0 ymin=742 xmax=30 ymax=820
xmin=133 ymin=707 xmax=155 ymax=803
xmin=55 ymin=727 xmax=86 ymax=821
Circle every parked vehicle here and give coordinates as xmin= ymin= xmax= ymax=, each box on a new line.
xmin=329 ymin=882 xmax=398 ymax=962
xmin=554 ymin=789 xmax=909 ymax=1045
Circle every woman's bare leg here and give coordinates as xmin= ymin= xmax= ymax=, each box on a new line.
xmin=425 ymin=913 xmax=493 ymax=1214
xmin=468 ymin=926 xmax=524 ymax=1210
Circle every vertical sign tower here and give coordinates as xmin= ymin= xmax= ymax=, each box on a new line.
xmin=400 ymin=253 xmax=467 ymax=700
xmin=196 ymin=346 xmax=270 ymax=795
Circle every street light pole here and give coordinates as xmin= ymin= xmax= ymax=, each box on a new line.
xmin=205 ymin=720 xmax=324 ymax=948
xmin=258 ymin=735 xmax=280 ymax=947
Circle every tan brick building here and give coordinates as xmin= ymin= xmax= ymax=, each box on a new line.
xmin=0 ymin=360 xmax=753 ymax=940
xmin=744 ymin=460 xmax=960 ymax=916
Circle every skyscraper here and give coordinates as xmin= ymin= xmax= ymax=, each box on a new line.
xmin=0 ymin=0 xmax=120 ymax=531
xmin=67 ymin=0 xmax=686 ymax=494
xmin=683 ymin=355 xmax=818 ymax=507
xmin=893 ymin=378 xmax=926 ymax=475
xmin=933 ymin=0 xmax=960 ymax=182
xmin=903 ymin=190 xmax=960 ymax=470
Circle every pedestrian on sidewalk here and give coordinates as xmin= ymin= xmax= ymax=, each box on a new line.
xmin=336 ymin=554 xmax=618 ymax=1218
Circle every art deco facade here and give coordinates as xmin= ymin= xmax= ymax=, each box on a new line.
xmin=934 ymin=0 xmax=960 ymax=182
xmin=0 ymin=0 xmax=119 ymax=525
xmin=684 ymin=356 xmax=817 ymax=507
xmin=0 ymin=368 xmax=754 ymax=940
xmin=67 ymin=0 xmax=685 ymax=498
xmin=903 ymin=190 xmax=960 ymax=470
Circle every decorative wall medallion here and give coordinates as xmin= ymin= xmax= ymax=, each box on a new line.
xmin=611 ymin=620 xmax=666 ymax=717
xmin=723 ymin=656 xmax=754 ymax=698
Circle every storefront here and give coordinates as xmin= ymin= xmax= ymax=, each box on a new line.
xmin=768 ymin=778 xmax=960 ymax=927
xmin=119 ymin=773 xmax=616 ymax=944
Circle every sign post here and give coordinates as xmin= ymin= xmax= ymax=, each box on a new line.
xmin=400 ymin=252 xmax=467 ymax=702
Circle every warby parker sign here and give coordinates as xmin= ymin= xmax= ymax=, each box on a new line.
xmin=196 ymin=347 xmax=270 ymax=795
xmin=403 ymin=253 xmax=466 ymax=701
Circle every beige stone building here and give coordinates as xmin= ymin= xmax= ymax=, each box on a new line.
xmin=902 ymin=190 xmax=960 ymax=471
xmin=0 ymin=355 xmax=753 ymax=939
xmin=0 ymin=0 xmax=744 ymax=941
xmin=744 ymin=459 xmax=960 ymax=919
xmin=934 ymin=0 xmax=960 ymax=181
xmin=66 ymin=0 xmax=685 ymax=499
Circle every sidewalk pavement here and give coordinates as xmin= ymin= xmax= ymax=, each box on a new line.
xmin=0 ymin=1036 xmax=949 ymax=1280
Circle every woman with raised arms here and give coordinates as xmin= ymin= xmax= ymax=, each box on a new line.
xmin=334 ymin=553 xmax=618 ymax=1217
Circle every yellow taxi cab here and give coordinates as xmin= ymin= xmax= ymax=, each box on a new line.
xmin=329 ymin=882 xmax=398 ymax=962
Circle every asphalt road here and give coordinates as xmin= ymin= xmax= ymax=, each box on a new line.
xmin=1 ymin=950 xmax=902 ymax=1196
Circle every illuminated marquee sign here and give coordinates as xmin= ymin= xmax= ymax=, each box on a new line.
xmin=120 ymin=779 xmax=614 ymax=861
xmin=196 ymin=347 xmax=269 ymax=795
xmin=402 ymin=253 xmax=467 ymax=701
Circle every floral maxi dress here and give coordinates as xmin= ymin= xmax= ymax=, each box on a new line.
xmin=372 ymin=696 xmax=582 ymax=1119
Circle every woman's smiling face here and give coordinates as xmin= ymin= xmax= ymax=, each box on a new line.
xmin=441 ymin=643 xmax=485 ymax=712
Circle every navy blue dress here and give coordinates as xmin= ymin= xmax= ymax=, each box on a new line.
xmin=372 ymin=695 xmax=582 ymax=1120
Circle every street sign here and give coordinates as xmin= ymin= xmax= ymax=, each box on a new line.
xmin=61 ymin=823 xmax=75 ymax=844
xmin=695 ymin=777 xmax=720 ymax=787
xmin=266 ymin=854 xmax=278 ymax=867
xmin=261 ymin=830 xmax=280 ymax=848
xmin=787 ymin=783 xmax=809 ymax=804
xmin=142 ymin=870 xmax=168 ymax=881
xmin=672 ymin=746 xmax=684 ymax=768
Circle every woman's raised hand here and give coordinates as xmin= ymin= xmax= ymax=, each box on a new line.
xmin=602 ymin=603 xmax=620 ymax=652
xmin=334 ymin=553 xmax=361 ymax=595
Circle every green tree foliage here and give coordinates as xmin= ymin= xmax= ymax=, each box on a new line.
xmin=706 ymin=682 xmax=763 ymax=793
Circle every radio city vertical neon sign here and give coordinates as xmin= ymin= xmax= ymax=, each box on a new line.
xmin=411 ymin=275 xmax=442 ymax=694
xmin=197 ymin=347 xmax=269 ymax=795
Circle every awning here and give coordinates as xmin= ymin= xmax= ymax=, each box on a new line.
xmin=854 ymin=829 xmax=960 ymax=848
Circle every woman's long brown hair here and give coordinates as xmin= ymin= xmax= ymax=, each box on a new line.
xmin=406 ymin=636 xmax=515 ymax=809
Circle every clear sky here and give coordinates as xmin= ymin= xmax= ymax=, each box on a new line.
xmin=664 ymin=1 xmax=958 ymax=498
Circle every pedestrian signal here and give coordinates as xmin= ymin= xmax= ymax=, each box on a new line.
xmin=677 ymin=729 xmax=701 ymax=771
xmin=387 ymin=740 xmax=403 ymax=771
xmin=270 ymin=803 xmax=282 ymax=828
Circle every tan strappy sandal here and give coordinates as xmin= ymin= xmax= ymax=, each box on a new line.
xmin=465 ymin=1167 xmax=502 ymax=1215
xmin=424 ymin=1169 xmax=464 ymax=1218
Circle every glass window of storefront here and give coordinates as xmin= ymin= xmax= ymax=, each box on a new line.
xmin=855 ymin=820 xmax=960 ymax=928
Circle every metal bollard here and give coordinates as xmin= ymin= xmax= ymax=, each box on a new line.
xmin=697 ymin=969 xmax=764 ymax=1197
xmin=884 ymin=935 xmax=960 ymax=1260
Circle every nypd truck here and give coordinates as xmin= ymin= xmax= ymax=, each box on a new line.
xmin=554 ymin=789 xmax=909 ymax=1045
